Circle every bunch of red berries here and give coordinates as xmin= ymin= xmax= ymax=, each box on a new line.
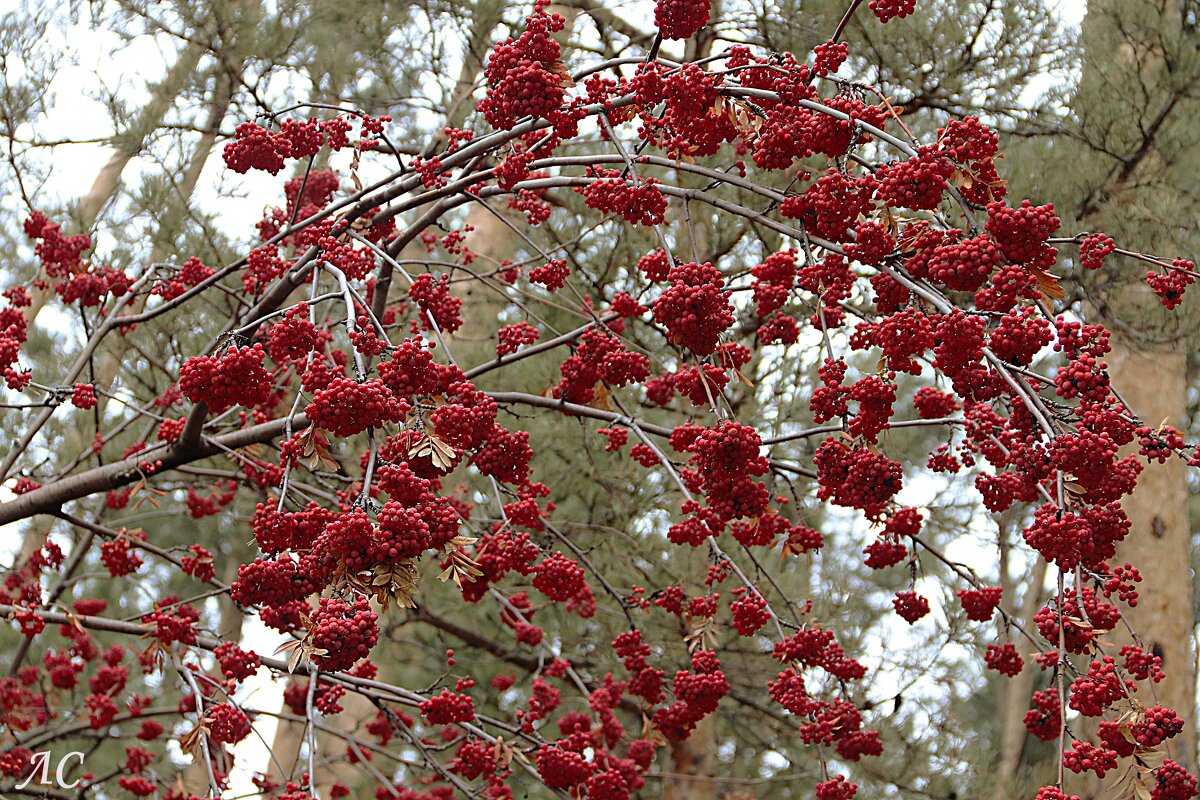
xmin=1079 ymin=233 xmax=1116 ymax=269
xmin=530 ymin=259 xmax=570 ymax=292
xmin=652 ymin=261 xmax=734 ymax=355
xmin=532 ymin=552 xmax=586 ymax=602
xmin=214 ymin=642 xmax=260 ymax=684
xmin=957 ymin=586 xmax=1002 ymax=621
xmin=578 ymin=172 xmax=669 ymax=226
xmin=892 ymin=591 xmax=929 ymax=623
xmin=408 ymin=273 xmax=463 ymax=333
xmin=378 ymin=337 xmax=440 ymax=397
xmin=812 ymin=40 xmax=848 ymax=76
xmin=1152 ymin=760 xmax=1199 ymax=800
xmin=497 ymin=321 xmax=540 ymax=356
xmin=223 ymin=122 xmax=292 ymax=175
xmin=875 ymin=146 xmax=954 ymax=211
xmin=478 ymin=1 xmax=567 ymax=130
xmin=1132 ymin=706 xmax=1185 ymax=748
xmin=730 ymin=590 xmax=771 ymax=636
xmin=926 ymin=234 xmax=1003 ymax=292
xmin=984 ymin=643 xmax=1023 ymax=676
xmin=305 ymin=378 xmax=407 ymax=437
xmin=1024 ymin=688 xmax=1061 ymax=741
xmin=654 ymin=0 xmax=710 ymax=39
xmin=781 ymin=170 xmax=876 ymax=242
xmin=868 ymin=0 xmax=915 ymax=23
xmin=1063 ymin=740 xmax=1118 ymax=778
xmin=206 ymin=702 xmax=252 ymax=745
xmin=180 ymin=344 xmax=273 ymax=413
xmin=420 ymin=690 xmax=476 ymax=724
xmin=1147 ymin=263 xmax=1195 ymax=309
xmin=71 ymin=383 xmax=97 ymax=409
xmin=985 ymin=200 xmax=1060 ymax=264
xmin=814 ymin=437 xmax=903 ymax=519
xmin=815 ymin=776 xmax=858 ymax=800
xmin=310 ymin=597 xmax=379 ymax=672
xmin=266 ymin=304 xmax=320 ymax=363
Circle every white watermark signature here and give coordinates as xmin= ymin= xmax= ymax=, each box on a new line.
xmin=14 ymin=750 xmax=85 ymax=790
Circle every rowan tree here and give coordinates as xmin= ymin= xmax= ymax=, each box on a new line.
xmin=0 ymin=1 xmax=1197 ymax=799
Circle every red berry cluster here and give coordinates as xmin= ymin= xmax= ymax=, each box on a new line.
xmin=180 ymin=344 xmax=273 ymax=413
xmin=1152 ymin=760 xmax=1199 ymax=800
xmin=912 ymin=386 xmax=958 ymax=418
xmin=781 ymin=170 xmax=876 ymax=242
xmin=815 ymin=776 xmax=858 ymax=800
xmin=1147 ymin=260 xmax=1196 ymax=309
xmin=730 ymin=590 xmax=770 ymax=636
xmin=984 ymin=643 xmax=1023 ymax=677
xmin=876 ymin=146 xmax=954 ymax=211
xmin=1023 ymin=688 xmax=1061 ymax=741
xmin=1063 ymin=739 xmax=1118 ymax=778
xmin=497 ymin=321 xmax=540 ymax=355
xmin=305 ymin=378 xmax=408 ymax=437
xmin=812 ymin=40 xmax=848 ymax=76
xmin=555 ymin=328 xmax=650 ymax=404
xmin=223 ymin=122 xmax=293 ymax=175
xmin=70 ymin=383 xmax=96 ymax=409
xmin=847 ymin=374 xmax=896 ymax=443
xmin=478 ymin=1 xmax=567 ymax=130
xmin=1080 ymin=233 xmax=1116 ymax=269
xmin=814 ymin=437 xmax=903 ymax=520
xmin=868 ymin=0 xmax=915 ymax=23
xmin=654 ymin=0 xmax=710 ymax=39
xmin=1067 ymin=656 xmax=1129 ymax=716
xmin=751 ymin=250 xmax=796 ymax=316
xmin=1033 ymin=587 xmax=1120 ymax=653
xmin=578 ymin=170 xmax=669 ymax=226
xmin=1133 ymin=706 xmax=1185 ymax=748
xmin=957 ymin=586 xmax=1002 ymax=621
xmin=420 ymin=689 xmax=476 ymax=724
xmin=985 ymin=200 xmax=1060 ymax=265
xmin=530 ymin=258 xmax=570 ymax=291
xmin=926 ymin=234 xmax=1003 ymax=292
xmin=772 ymin=626 xmax=866 ymax=682
xmin=214 ymin=642 xmax=260 ymax=684
xmin=652 ymin=262 xmax=734 ymax=355
xmin=431 ymin=382 xmax=499 ymax=450
xmin=206 ymin=702 xmax=252 ymax=744
xmin=990 ymin=306 xmax=1053 ymax=366
xmin=892 ymin=591 xmax=929 ymax=623
xmin=651 ymin=650 xmax=730 ymax=740
xmin=532 ymin=552 xmax=587 ymax=602
xmin=310 ymin=597 xmax=379 ymax=672
xmin=408 ymin=273 xmax=463 ymax=333
xmin=267 ymin=304 xmax=320 ymax=363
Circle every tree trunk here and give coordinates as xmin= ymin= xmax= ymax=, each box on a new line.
xmin=997 ymin=557 xmax=1048 ymax=786
xmin=663 ymin=714 xmax=718 ymax=800
xmin=96 ymin=65 xmax=236 ymax=420
xmin=1106 ymin=337 xmax=1196 ymax=770
xmin=78 ymin=40 xmax=207 ymax=229
xmin=22 ymin=38 xmax=207 ymax=330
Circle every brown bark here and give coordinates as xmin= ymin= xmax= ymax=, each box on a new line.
xmin=20 ymin=38 xmax=207 ymax=331
xmin=78 ymin=40 xmax=207 ymax=230
xmin=97 ymin=66 xmax=236 ymax=420
xmin=1106 ymin=338 xmax=1196 ymax=770
xmin=663 ymin=714 xmax=718 ymax=800
xmin=1065 ymin=1 xmax=1197 ymax=783
xmin=997 ymin=556 xmax=1048 ymax=785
